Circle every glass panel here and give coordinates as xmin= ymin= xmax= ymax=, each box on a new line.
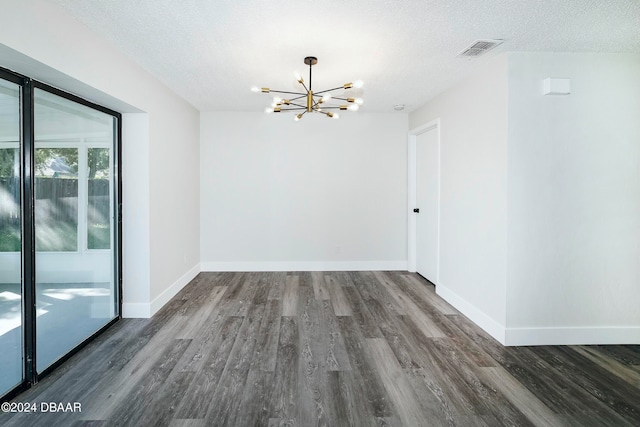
xmin=0 ymin=149 xmax=20 ymax=252
xmin=35 ymin=89 xmax=117 ymax=372
xmin=0 ymin=78 xmax=22 ymax=396
xmin=35 ymin=148 xmax=78 ymax=251
xmin=88 ymin=148 xmax=110 ymax=250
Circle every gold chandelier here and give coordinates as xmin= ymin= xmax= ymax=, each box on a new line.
xmin=251 ymin=56 xmax=363 ymax=121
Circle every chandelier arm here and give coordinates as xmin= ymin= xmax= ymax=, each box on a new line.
xmin=313 ymin=86 xmax=346 ymax=95
xmin=298 ymin=80 xmax=309 ymax=92
xmin=289 ymin=95 xmax=307 ymax=102
xmin=279 ymin=107 xmax=306 ymax=111
xmin=267 ymin=89 xmax=307 ymax=96
xmin=288 ymin=102 xmax=307 ymax=108
xmin=330 ymin=97 xmax=352 ymax=101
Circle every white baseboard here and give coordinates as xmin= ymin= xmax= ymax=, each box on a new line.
xmin=435 ymin=283 xmax=507 ymax=345
xmin=200 ymin=260 xmax=408 ymax=272
xmin=505 ymin=326 xmax=640 ymax=346
xmin=122 ymin=302 xmax=151 ymax=319
xmin=122 ymin=263 xmax=200 ymax=319
xmin=149 ymin=263 xmax=200 ymax=316
xmin=435 ymin=283 xmax=640 ymax=346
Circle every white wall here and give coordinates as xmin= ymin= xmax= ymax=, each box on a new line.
xmin=147 ymin=95 xmax=200 ymax=310
xmin=200 ymin=112 xmax=408 ymax=271
xmin=505 ymin=52 xmax=640 ymax=344
xmin=121 ymin=114 xmax=151 ymax=307
xmin=0 ymin=0 xmax=201 ymax=317
xmin=410 ymin=52 xmax=640 ymax=345
xmin=409 ymin=55 xmax=509 ymax=341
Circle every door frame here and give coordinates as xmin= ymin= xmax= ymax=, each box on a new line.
xmin=407 ymin=118 xmax=441 ymax=279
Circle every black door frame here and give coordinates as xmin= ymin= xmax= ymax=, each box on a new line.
xmin=0 ymin=66 xmax=123 ymax=401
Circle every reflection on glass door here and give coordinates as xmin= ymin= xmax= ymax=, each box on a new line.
xmin=0 ymin=78 xmax=22 ymax=396
xmin=34 ymin=88 xmax=117 ymax=372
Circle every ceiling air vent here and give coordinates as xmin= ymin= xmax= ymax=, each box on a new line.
xmin=457 ymin=39 xmax=503 ymax=58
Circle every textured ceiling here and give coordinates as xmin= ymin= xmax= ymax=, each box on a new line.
xmin=53 ymin=0 xmax=640 ymax=113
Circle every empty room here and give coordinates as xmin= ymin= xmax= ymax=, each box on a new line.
xmin=1 ymin=0 xmax=639 ymax=426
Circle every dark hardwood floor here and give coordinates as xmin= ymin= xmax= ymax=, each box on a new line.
xmin=2 ymin=271 xmax=639 ymax=426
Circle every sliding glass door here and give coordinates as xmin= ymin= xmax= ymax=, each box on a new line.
xmin=0 ymin=69 xmax=121 ymax=399
xmin=0 ymin=77 xmax=22 ymax=397
xmin=34 ymin=88 xmax=118 ymax=372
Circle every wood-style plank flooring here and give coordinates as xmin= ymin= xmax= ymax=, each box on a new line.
xmin=2 ymin=271 xmax=640 ymax=426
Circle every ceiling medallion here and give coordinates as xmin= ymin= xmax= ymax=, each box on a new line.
xmin=251 ymin=56 xmax=363 ymax=121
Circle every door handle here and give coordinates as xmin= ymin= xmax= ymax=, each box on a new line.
xmin=413 ymin=208 xmax=420 ymax=213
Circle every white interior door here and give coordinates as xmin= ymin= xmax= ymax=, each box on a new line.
xmin=415 ymin=127 xmax=439 ymax=282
